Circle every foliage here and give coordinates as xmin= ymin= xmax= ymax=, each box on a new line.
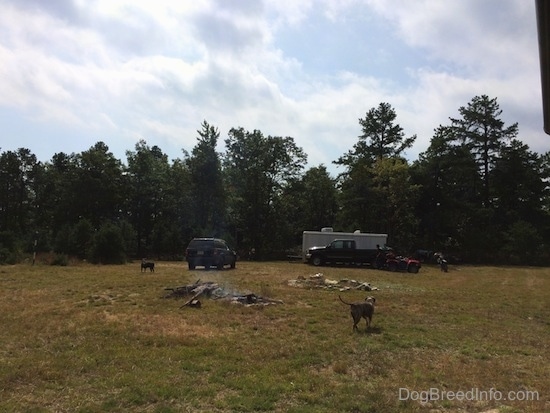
xmin=125 ymin=140 xmax=171 ymax=258
xmin=88 ymin=222 xmax=127 ymax=264
xmin=53 ymin=219 xmax=93 ymax=259
xmin=414 ymin=96 xmax=550 ymax=263
xmin=335 ymin=102 xmax=416 ymax=168
xmin=278 ymin=165 xmax=339 ymax=249
xmin=50 ymin=253 xmax=69 ymax=266
xmin=186 ymin=120 xmax=227 ymax=237
xmin=411 ymin=126 xmax=483 ymax=252
xmin=0 ymin=149 xmax=38 ymax=231
xmin=500 ymin=220 xmax=547 ymax=265
xmin=0 ymin=96 xmax=549 ymax=265
xmin=368 ymin=158 xmax=420 ymax=251
xmin=0 ymin=231 xmax=23 ymax=264
xmin=335 ymin=103 xmax=419 ymax=251
xmin=75 ymin=142 xmax=126 ymax=228
xmin=224 ymin=127 xmax=307 ymax=258
xmin=450 ymin=95 xmax=518 ymax=207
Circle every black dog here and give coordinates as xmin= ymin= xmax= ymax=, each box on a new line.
xmin=141 ymin=260 xmax=155 ymax=273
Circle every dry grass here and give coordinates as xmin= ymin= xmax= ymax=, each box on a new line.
xmin=0 ymin=261 xmax=549 ymax=412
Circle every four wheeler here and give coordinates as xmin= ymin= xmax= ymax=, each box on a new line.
xmin=385 ymin=255 xmax=421 ymax=273
xmin=374 ymin=247 xmax=421 ymax=273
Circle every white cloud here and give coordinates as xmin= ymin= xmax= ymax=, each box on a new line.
xmin=0 ymin=0 xmax=546 ymax=173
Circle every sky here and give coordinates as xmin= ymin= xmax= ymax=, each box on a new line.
xmin=0 ymin=0 xmax=546 ymax=176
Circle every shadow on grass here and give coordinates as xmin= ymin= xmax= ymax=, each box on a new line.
xmin=349 ymin=325 xmax=383 ymax=335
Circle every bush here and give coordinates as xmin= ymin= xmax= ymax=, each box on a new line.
xmin=0 ymin=247 xmax=21 ymax=264
xmin=89 ymin=223 xmax=127 ymax=264
xmin=51 ymin=254 xmax=69 ymax=266
xmin=0 ymin=231 xmax=23 ymax=264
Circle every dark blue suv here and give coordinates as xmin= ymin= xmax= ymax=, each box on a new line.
xmin=185 ymin=238 xmax=237 ymax=270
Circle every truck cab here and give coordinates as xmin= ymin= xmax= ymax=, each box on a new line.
xmin=306 ymin=239 xmax=377 ymax=266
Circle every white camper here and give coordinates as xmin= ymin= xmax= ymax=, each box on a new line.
xmin=302 ymin=229 xmax=388 ymax=260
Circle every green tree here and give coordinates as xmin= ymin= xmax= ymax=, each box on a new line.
xmin=335 ymin=103 xmax=417 ymax=249
xmin=38 ymin=143 xmax=125 ymax=258
xmin=0 ymin=148 xmax=40 ymax=260
xmin=450 ymin=95 xmax=518 ymax=207
xmin=73 ymin=142 xmax=125 ymax=228
xmin=277 ymin=165 xmax=338 ymax=251
xmin=336 ymin=102 xmax=416 ymax=168
xmin=36 ymin=152 xmax=79 ymax=239
xmin=491 ymin=140 xmax=550 ymax=263
xmin=492 ymin=140 xmax=547 ymax=225
xmin=0 ymin=230 xmax=21 ymax=264
xmin=125 ymin=140 xmax=171 ymax=258
xmin=413 ymin=96 xmax=550 ymax=263
xmin=187 ymin=121 xmax=226 ymax=236
xmin=224 ymin=128 xmax=307 ymax=258
xmin=71 ymin=219 xmax=94 ymax=259
xmin=0 ymin=148 xmax=38 ymax=233
xmin=89 ymin=222 xmax=127 ymax=264
xmin=412 ymin=126 xmax=482 ymax=252
xmin=368 ymin=158 xmax=420 ymax=251
xmin=336 ymin=162 xmax=375 ymax=232
xmin=298 ymin=165 xmax=338 ymax=231
xmin=153 ymin=158 xmax=193 ymax=259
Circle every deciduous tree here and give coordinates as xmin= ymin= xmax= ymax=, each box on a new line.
xmin=224 ymin=127 xmax=306 ymax=258
xmin=125 ymin=140 xmax=170 ymax=258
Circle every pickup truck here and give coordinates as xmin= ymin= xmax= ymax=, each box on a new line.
xmin=306 ymin=239 xmax=421 ymax=273
xmin=306 ymin=239 xmax=378 ymax=267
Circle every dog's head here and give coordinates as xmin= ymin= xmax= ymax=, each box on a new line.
xmin=365 ymin=296 xmax=376 ymax=305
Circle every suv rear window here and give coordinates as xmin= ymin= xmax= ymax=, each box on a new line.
xmin=187 ymin=239 xmax=208 ymax=248
xmin=187 ymin=239 xmax=228 ymax=249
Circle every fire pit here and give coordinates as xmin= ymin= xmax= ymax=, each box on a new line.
xmin=163 ymin=279 xmax=283 ymax=308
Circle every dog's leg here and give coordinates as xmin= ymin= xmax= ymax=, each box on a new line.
xmin=365 ymin=316 xmax=371 ymax=330
xmin=352 ymin=312 xmax=360 ymax=332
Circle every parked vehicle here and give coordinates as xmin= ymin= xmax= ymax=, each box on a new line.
xmin=434 ymin=252 xmax=448 ymax=272
xmin=384 ymin=255 xmax=421 ymax=273
xmin=306 ymin=239 xmax=380 ymax=267
xmin=302 ymin=228 xmax=387 ymax=261
xmin=374 ymin=247 xmax=421 ymax=273
xmin=185 ymin=238 xmax=237 ymax=270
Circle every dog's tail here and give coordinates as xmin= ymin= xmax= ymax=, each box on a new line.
xmin=338 ymin=295 xmax=352 ymax=306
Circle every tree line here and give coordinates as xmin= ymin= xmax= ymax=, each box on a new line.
xmin=1 ymin=95 xmax=549 ymax=265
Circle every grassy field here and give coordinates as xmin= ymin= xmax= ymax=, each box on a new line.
xmin=0 ymin=260 xmax=549 ymax=412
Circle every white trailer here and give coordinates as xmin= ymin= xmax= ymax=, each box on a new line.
xmin=301 ymin=229 xmax=387 ymax=260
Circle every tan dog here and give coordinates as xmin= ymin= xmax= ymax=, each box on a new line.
xmin=339 ymin=295 xmax=376 ymax=332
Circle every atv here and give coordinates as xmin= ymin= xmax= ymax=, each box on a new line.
xmin=385 ymin=255 xmax=421 ymax=273
xmin=373 ymin=247 xmax=421 ymax=273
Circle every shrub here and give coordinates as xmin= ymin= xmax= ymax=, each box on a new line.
xmin=51 ymin=254 xmax=69 ymax=266
xmin=0 ymin=231 xmax=23 ymax=264
xmin=89 ymin=223 xmax=127 ymax=264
